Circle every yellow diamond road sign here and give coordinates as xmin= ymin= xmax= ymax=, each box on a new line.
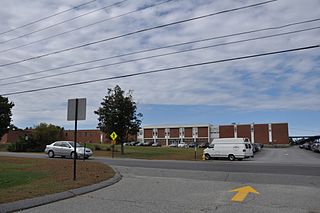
xmin=110 ymin=132 xmax=118 ymax=141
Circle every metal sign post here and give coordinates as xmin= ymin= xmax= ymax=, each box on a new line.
xmin=67 ymin=98 xmax=86 ymax=181
xmin=83 ymin=143 xmax=86 ymax=162
xmin=73 ymin=99 xmax=78 ymax=180
xmin=111 ymin=140 xmax=115 ymax=158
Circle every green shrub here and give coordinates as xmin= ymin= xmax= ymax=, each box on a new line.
xmin=94 ymin=145 xmax=102 ymax=151
xmin=7 ymin=143 xmax=16 ymax=152
xmin=0 ymin=143 xmax=10 ymax=151
xmin=7 ymin=139 xmax=28 ymax=152
xmin=7 ymin=123 xmax=63 ymax=152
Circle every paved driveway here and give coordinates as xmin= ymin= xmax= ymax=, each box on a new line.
xmin=18 ymin=146 xmax=320 ymax=213
xmin=249 ymin=146 xmax=320 ymax=165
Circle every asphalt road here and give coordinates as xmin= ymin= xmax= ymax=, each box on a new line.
xmin=1 ymin=146 xmax=320 ymax=213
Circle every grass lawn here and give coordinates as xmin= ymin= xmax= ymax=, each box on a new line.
xmin=88 ymin=144 xmax=205 ymax=160
xmin=0 ymin=156 xmax=115 ymax=204
xmin=1 ymin=143 xmax=205 ymax=161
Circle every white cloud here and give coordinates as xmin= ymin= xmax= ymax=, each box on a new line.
xmin=0 ymin=0 xmax=319 ymax=128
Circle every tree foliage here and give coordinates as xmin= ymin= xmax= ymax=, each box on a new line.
xmin=0 ymin=95 xmax=14 ymax=140
xmin=9 ymin=123 xmax=63 ymax=152
xmin=95 ymin=85 xmax=142 ymax=154
xmin=31 ymin=123 xmax=63 ymax=146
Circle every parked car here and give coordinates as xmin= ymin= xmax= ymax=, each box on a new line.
xmin=299 ymin=142 xmax=309 ymax=149
xmin=45 ymin=141 xmax=93 ymax=159
xmin=178 ymin=142 xmax=189 ymax=148
xmin=127 ymin=141 xmax=139 ymax=146
xmin=152 ymin=142 xmax=161 ymax=147
xmin=252 ymin=143 xmax=262 ymax=153
xmin=299 ymin=143 xmax=306 ymax=149
xmin=188 ymin=142 xmax=196 ymax=148
xmin=169 ymin=142 xmax=178 ymax=147
xmin=311 ymin=139 xmax=320 ymax=152
xmin=304 ymin=142 xmax=313 ymax=150
xmin=252 ymin=144 xmax=258 ymax=153
xmin=144 ymin=141 xmax=153 ymax=146
xmin=299 ymin=142 xmax=310 ymax=149
xmin=199 ymin=142 xmax=209 ymax=148
xmin=135 ymin=142 xmax=145 ymax=146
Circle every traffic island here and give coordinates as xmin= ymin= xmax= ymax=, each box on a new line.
xmin=0 ymin=156 xmax=122 ymax=213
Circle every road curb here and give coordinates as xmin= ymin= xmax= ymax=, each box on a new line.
xmin=0 ymin=168 xmax=122 ymax=213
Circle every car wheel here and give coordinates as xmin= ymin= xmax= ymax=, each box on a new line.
xmin=71 ymin=152 xmax=77 ymax=159
xmin=48 ymin=150 xmax=55 ymax=158
xmin=228 ymin=154 xmax=235 ymax=161
xmin=205 ymin=154 xmax=211 ymax=160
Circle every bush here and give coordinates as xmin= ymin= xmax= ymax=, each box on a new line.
xmin=7 ymin=123 xmax=63 ymax=152
xmin=0 ymin=143 xmax=10 ymax=151
xmin=7 ymin=143 xmax=16 ymax=152
xmin=94 ymin=145 xmax=102 ymax=151
xmin=7 ymin=138 xmax=28 ymax=152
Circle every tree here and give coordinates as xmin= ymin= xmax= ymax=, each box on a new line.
xmin=95 ymin=85 xmax=142 ymax=154
xmin=31 ymin=123 xmax=63 ymax=148
xmin=0 ymin=95 xmax=14 ymax=140
xmin=9 ymin=123 xmax=63 ymax=152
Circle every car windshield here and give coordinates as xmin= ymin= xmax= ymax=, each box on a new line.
xmin=69 ymin=142 xmax=83 ymax=147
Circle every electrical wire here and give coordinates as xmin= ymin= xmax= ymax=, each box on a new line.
xmin=1 ymin=17 xmax=319 ymax=81
xmin=1 ymin=26 xmax=319 ymax=86
xmin=0 ymin=0 xmax=277 ymax=68
xmin=0 ymin=0 xmax=175 ymax=54
xmin=0 ymin=0 xmax=97 ymax=36
xmin=0 ymin=0 xmax=128 ymax=45
xmin=2 ymin=44 xmax=318 ymax=96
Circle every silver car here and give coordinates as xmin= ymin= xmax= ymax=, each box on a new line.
xmin=45 ymin=141 xmax=93 ymax=159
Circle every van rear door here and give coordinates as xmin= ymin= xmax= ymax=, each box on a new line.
xmin=245 ymin=143 xmax=253 ymax=157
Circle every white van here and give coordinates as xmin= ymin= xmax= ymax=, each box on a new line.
xmin=203 ymin=138 xmax=254 ymax=161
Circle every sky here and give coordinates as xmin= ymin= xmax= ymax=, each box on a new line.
xmin=0 ymin=0 xmax=319 ymax=136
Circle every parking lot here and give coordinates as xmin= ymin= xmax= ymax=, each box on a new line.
xmin=238 ymin=145 xmax=320 ymax=165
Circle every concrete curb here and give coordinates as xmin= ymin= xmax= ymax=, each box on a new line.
xmin=0 ymin=169 xmax=122 ymax=213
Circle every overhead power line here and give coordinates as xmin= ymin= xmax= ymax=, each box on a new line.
xmin=1 ymin=26 xmax=319 ymax=86
xmin=0 ymin=0 xmax=175 ymax=54
xmin=1 ymin=17 xmax=318 ymax=82
xmin=0 ymin=0 xmax=128 ymax=45
xmin=0 ymin=0 xmax=97 ymax=36
xmin=2 ymin=44 xmax=319 ymax=96
xmin=0 ymin=0 xmax=277 ymax=68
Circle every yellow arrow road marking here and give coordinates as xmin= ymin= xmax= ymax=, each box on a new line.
xmin=229 ymin=186 xmax=259 ymax=202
